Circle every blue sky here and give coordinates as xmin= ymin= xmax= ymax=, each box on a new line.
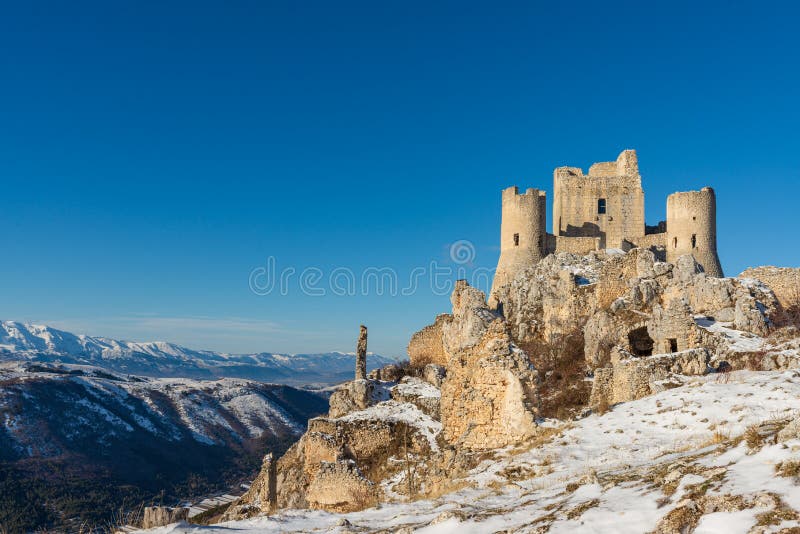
xmin=1 ymin=1 xmax=799 ymax=357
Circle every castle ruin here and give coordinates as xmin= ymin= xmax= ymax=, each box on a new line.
xmin=491 ymin=150 xmax=723 ymax=299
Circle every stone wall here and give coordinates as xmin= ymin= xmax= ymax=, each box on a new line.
xmin=589 ymin=348 xmax=710 ymax=407
xmin=407 ymin=314 xmax=451 ymax=367
xmin=554 ymin=235 xmax=601 ymax=255
xmin=142 ymin=506 xmax=188 ymax=529
xmin=552 ymin=150 xmax=645 ymax=249
xmin=636 ymin=232 xmax=667 ymax=260
xmin=666 ymin=188 xmax=723 ymax=277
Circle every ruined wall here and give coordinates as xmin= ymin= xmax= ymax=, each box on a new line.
xmin=648 ymin=299 xmax=702 ymax=354
xmin=407 ymin=314 xmax=451 ymax=367
xmin=490 ymin=186 xmax=547 ymax=296
xmin=636 ymin=232 xmax=667 ymax=260
xmin=552 ymin=150 xmax=645 ymax=249
xmin=589 ymin=348 xmax=710 ymax=407
xmin=554 ymin=235 xmax=601 ymax=255
xmin=666 ymin=188 xmax=723 ymax=277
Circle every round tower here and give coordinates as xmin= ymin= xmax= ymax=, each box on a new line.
xmin=666 ymin=187 xmax=723 ymax=277
xmin=490 ymin=186 xmax=547 ymax=302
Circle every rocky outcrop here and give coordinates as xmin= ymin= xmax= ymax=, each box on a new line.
xmin=739 ymin=266 xmax=800 ymax=328
xmin=421 ymin=363 xmax=446 ymax=388
xmin=142 ymin=506 xmax=188 ymax=529
xmin=777 ymin=415 xmax=800 ymax=443
xmin=222 ymin=454 xmax=276 ymax=520
xmin=442 ymin=280 xmax=503 ymax=355
xmin=390 ymin=377 xmax=440 ymax=418
xmin=328 ymin=379 xmax=389 ymax=418
xmin=230 ymin=392 xmax=441 ymax=517
xmin=226 ymin=248 xmax=800 ymax=525
xmin=439 ymin=281 xmax=539 ymax=450
xmin=492 ymin=252 xmax=601 ymax=344
xmin=306 ymin=460 xmax=375 ymax=512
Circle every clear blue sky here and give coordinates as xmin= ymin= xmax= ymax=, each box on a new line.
xmin=1 ymin=1 xmax=799 ymax=357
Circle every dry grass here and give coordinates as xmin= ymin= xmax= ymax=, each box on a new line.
xmin=513 ymin=425 xmax=563 ymax=454
xmin=518 ymin=325 xmax=590 ymax=420
xmin=776 ymin=460 xmax=800 ymax=478
xmin=744 ymin=424 xmax=765 ymax=450
xmin=565 ymin=498 xmax=599 ymax=519
xmin=707 ymin=428 xmax=731 ymax=446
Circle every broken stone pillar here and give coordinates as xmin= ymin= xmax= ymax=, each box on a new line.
xmin=356 ymin=325 xmax=367 ymax=380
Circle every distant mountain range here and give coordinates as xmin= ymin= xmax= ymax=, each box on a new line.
xmin=0 ymin=361 xmax=329 ymax=530
xmin=0 ymin=321 xmax=397 ymax=385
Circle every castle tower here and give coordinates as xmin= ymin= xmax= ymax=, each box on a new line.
xmin=666 ymin=187 xmax=723 ymax=277
xmin=552 ymin=149 xmax=645 ymax=249
xmin=490 ymin=186 xmax=546 ymax=301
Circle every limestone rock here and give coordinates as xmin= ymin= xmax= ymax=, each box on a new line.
xmin=777 ymin=416 xmax=800 ymax=443
xmin=422 ymin=363 xmax=446 ymax=388
xmin=356 ymin=325 xmax=368 ymax=380
xmin=306 ymin=460 xmax=375 ymax=513
xmin=674 ymin=254 xmax=703 ymax=284
xmin=328 ymin=379 xmax=390 ymax=418
xmin=441 ymin=318 xmax=539 ymax=450
xmin=222 ymin=454 xmax=277 ymax=520
xmin=442 ymin=280 xmax=501 ymax=355
xmin=390 ymin=377 xmax=441 ymax=419
xmin=368 ymin=363 xmax=405 ymax=382
xmin=740 ymin=266 xmax=800 ymax=328
xmin=734 ymin=291 xmax=770 ymax=336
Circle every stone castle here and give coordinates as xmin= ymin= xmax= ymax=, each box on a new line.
xmin=490 ymin=149 xmax=723 ymax=299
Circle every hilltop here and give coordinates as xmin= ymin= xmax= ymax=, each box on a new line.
xmin=150 ymin=248 xmax=800 ymax=533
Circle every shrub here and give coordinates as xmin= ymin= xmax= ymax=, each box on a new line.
xmin=518 ymin=324 xmax=590 ymax=419
xmin=744 ymin=425 xmax=764 ymax=450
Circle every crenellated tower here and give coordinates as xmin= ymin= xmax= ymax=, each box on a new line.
xmin=489 ymin=186 xmax=547 ymax=299
xmin=666 ymin=187 xmax=723 ymax=277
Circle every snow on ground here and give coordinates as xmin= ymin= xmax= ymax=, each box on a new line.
xmin=141 ymin=370 xmax=800 ymax=533
xmin=392 ymin=377 xmax=441 ymax=399
xmin=696 ymin=317 xmax=765 ymax=352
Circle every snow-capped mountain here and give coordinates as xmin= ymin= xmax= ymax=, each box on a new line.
xmin=0 ymin=321 xmax=397 ymax=385
xmin=0 ymin=361 xmax=329 ymax=529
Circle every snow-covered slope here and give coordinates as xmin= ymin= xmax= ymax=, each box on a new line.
xmin=144 ymin=370 xmax=800 ymax=533
xmin=0 ymin=321 xmax=396 ymax=384
xmin=0 ymin=361 xmax=330 ymax=530
xmin=0 ymin=361 xmax=329 ymax=455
